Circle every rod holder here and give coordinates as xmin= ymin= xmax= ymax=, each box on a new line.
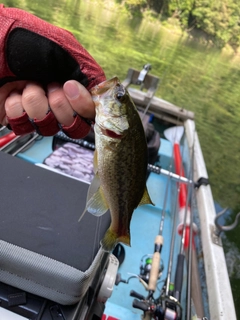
xmin=214 ymin=208 xmax=240 ymax=237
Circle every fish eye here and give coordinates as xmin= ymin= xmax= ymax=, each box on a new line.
xmin=115 ymin=87 xmax=126 ymax=102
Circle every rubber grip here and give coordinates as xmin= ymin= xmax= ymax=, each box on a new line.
xmin=174 ymin=253 xmax=185 ymax=301
xmin=132 ymin=299 xmax=149 ymax=311
xmin=130 ymin=290 xmax=145 ymax=301
xmin=0 ymin=132 xmax=16 ymax=147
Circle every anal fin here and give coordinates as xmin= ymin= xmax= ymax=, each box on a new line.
xmin=101 ymin=228 xmax=131 ymax=252
xmin=139 ymin=187 xmax=154 ymax=206
xmin=79 ymin=173 xmax=109 ymax=222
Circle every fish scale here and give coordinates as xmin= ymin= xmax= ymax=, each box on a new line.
xmin=83 ymin=77 xmax=153 ymax=251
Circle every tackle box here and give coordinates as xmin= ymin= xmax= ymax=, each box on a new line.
xmin=0 ymin=151 xmax=111 ymax=319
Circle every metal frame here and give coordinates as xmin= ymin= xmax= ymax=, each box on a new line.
xmin=185 ymin=119 xmax=236 ymax=320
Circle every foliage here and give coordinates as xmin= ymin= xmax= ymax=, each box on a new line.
xmin=192 ymin=0 xmax=240 ymax=47
xmin=118 ymin=0 xmax=147 ymax=12
xmin=117 ymin=0 xmax=240 ymax=49
xmin=4 ymin=0 xmax=240 ymax=313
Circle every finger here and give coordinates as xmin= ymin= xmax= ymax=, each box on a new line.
xmin=0 ymin=81 xmax=27 ymax=125
xmin=5 ymin=91 xmax=24 ymax=118
xmin=63 ymin=81 xmax=95 ymax=119
xmin=22 ymin=82 xmax=49 ymax=120
xmin=47 ymin=83 xmax=75 ymax=126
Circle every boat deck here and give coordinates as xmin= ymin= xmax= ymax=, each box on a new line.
xmin=16 ymin=134 xmax=187 ymax=319
xmin=104 ymin=138 xmax=186 ymax=319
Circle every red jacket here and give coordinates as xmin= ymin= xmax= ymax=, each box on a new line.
xmin=0 ymin=4 xmax=106 ymax=90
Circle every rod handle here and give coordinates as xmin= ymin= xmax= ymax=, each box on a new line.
xmin=148 ymin=235 xmax=163 ymax=292
xmin=174 ymin=253 xmax=185 ymax=301
xmin=0 ymin=132 xmax=17 ymax=147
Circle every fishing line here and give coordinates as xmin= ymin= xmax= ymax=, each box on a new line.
xmin=91 ymin=216 xmax=99 ymax=262
xmin=0 ymin=134 xmax=22 ymax=151
xmin=173 ymin=129 xmax=194 ymax=302
xmin=140 ymin=63 xmax=173 ymax=123
xmin=91 ymin=215 xmax=103 ymax=264
xmin=140 ymin=92 xmax=158 ymax=121
xmin=186 ymin=171 xmax=194 ymax=320
xmin=159 ymin=115 xmax=184 ymax=298
xmin=147 ymin=116 xmax=183 ymax=299
xmin=182 ymin=127 xmax=196 ymax=319
xmin=175 ymin=123 xmax=204 ymax=319
xmin=165 ymin=179 xmax=180 ymax=296
xmin=147 ymin=160 xmax=173 ymax=298
xmin=11 ymin=133 xmax=40 ymax=156
xmin=163 ymin=121 xmax=196 ymax=308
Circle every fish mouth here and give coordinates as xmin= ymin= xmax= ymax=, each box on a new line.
xmin=90 ymin=77 xmax=120 ymax=95
xmin=102 ymin=128 xmax=123 ymax=139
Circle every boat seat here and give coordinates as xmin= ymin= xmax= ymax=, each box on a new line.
xmin=0 ymin=152 xmax=110 ymax=305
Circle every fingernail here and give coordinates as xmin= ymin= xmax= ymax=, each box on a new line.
xmin=48 ymin=83 xmax=61 ymax=93
xmin=9 ymin=91 xmax=20 ymax=97
xmin=64 ymin=81 xmax=80 ymax=99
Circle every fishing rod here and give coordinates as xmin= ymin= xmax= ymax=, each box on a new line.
xmin=0 ymin=131 xmax=17 ymax=147
xmin=164 ymin=180 xmax=180 ymax=297
xmin=147 ymin=167 xmax=172 ymax=299
xmin=131 ymin=170 xmax=183 ymax=320
xmin=0 ymin=125 xmax=7 ymax=132
xmin=11 ymin=133 xmax=40 ymax=156
xmin=129 ymin=168 xmax=172 ymax=309
xmin=186 ymin=184 xmax=194 ymax=320
xmin=130 ymin=127 xmax=185 ymax=320
xmin=0 ymin=130 xmax=40 ymax=155
xmin=0 ymin=133 xmax=21 ymax=151
xmin=148 ymin=164 xmax=193 ymax=185
xmin=149 ymin=179 xmax=183 ymax=320
xmin=173 ymin=172 xmax=191 ymax=303
xmin=164 ymin=126 xmax=190 ymax=304
xmin=55 ymin=131 xmax=193 ymax=185
xmin=164 ymin=125 xmax=205 ymax=318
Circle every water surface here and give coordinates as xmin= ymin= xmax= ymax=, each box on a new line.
xmin=3 ymin=0 xmax=240 ymax=315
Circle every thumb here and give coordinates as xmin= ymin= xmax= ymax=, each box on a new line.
xmin=63 ymin=80 xmax=95 ymax=120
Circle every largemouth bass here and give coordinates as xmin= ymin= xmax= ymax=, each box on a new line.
xmin=83 ymin=77 xmax=153 ymax=252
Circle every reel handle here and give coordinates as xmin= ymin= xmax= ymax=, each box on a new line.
xmin=130 ymin=290 xmax=145 ymax=301
xmin=132 ymin=299 xmax=149 ymax=312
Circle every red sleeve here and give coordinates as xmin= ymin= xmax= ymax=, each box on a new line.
xmin=0 ymin=4 xmax=106 ymax=89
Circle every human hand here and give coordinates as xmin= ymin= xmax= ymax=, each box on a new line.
xmin=1 ymin=80 xmax=95 ymax=137
xmin=0 ymin=4 xmax=106 ymax=138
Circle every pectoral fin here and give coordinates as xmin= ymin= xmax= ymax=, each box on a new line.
xmin=86 ymin=171 xmax=101 ymax=204
xmin=139 ymin=187 xmax=154 ymax=206
xmin=85 ymin=186 xmax=109 ymax=216
xmin=93 ymin=150 xmax=98 ymax=174
xmin=79 ymin=173 xmax=109 ymax=222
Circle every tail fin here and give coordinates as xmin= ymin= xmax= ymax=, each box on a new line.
xmin=101 ymin=228 xmax=130 ymax=252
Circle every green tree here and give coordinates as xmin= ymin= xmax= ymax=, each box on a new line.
xmin=193 ymin=0 xmax=240 ymax=47
xmin=117 ymin=0 xmax=240 ymax=49
xmin=168 ymin=0 xmax=195 ymax=27
xmin=119 ymin=0 xmax=147 ymax=11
